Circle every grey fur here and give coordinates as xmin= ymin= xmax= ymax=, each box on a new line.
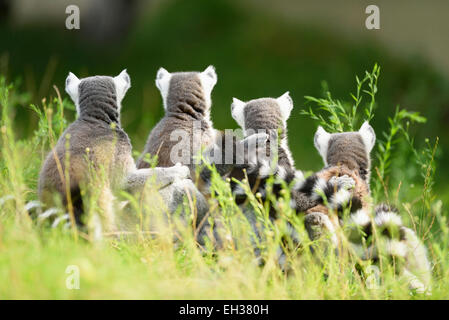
xmin=242 ymin=97 xmax=294 ymax=168
xmin=326 ymin=132 xmax=371 ymax=183
xmin=38 ymin=72 xmax=196 ymax=237
xmin=137 ymin=70 xmax=218 ymax=179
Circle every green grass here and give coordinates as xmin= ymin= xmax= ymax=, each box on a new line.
xmin=1 ymin=64 xmax=448 ymax=299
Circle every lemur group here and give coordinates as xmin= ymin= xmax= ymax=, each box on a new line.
xmin=37 ymin=66 xmax=431 ymax=293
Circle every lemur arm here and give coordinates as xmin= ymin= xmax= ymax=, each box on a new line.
xmin=198 ymin=132 xmax=269 ymax=193
xmin=124 ymin=163 xmax=190 ymax=194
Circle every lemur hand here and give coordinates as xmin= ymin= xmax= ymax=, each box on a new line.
xmin=163 ymin=163 xmax=191 ymax=181
xmin=125 ymin=163 xmax=191 ymax=193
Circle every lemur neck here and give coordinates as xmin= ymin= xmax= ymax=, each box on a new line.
xmin=78 ymin=94 xmax=121 ymax=126
xmin=245 ymin=127 xmax=294 ymax=167
xmin=166 ymin=92 xmax=211 ymax=124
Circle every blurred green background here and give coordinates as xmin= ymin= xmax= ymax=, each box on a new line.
xmin=1 ymin=0 xmax=448 ymax=197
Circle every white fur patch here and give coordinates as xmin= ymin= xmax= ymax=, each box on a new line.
xmin=277 ymin=91 xmax=293 ymax=122
xmin=314 ymin=126 xmax=331 ymax=165
xmin=91 ymin=213 xmax=103 ymax=241
xmin=38 ymin=207 xmax=62 ymax=221
xmin=359 ymin=121 xmax=376 ymax=153
xmin=385 ymin=239 xmax=408 ymax=258
xmin=312 ymin=178 xmax=328 ymax=200
xmin=403 ymin=269 xmax=427 ymax=294
xmin=374 ymin=210 xmax=403 ymax=228
xmin=318 ymin=212 xmax=339 ymax=245
xmin=199 ymin=65 xmax=217 ymax=109
xmin=330 ymin=188 xmax=351 ymax=208
xmin=276 ymin=166 xmax=287 ymax=180
xmin=292 ymin=170 xmax=305 ymax=190
xmin=231 ymin=97 xmax=246 ymax=129
xmin=113 ymin=69 xmax=131 ymax=111
xmin=155 ymin=67 xmax=172 ymax=110
xmin=24 ymin=200 xmax=41 ymax=212
xmin=65 ymin=72 xmax=81 ymax=114
xmin=350 ymin=209 xmax=371 ymax=227
xmin=258 ymin=159 xmax=272 ymax=178
xmin=51 ymin=213 xmax=70 ymax=228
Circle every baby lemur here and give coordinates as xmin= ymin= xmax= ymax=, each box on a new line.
xmin=302 ymin=123 xmax=431 ymax=293
xmin=38 ymin=70 xmax=191 ymax=237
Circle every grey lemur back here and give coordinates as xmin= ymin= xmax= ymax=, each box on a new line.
xmin=137 ymin=66 xmax=218 ymax=178
xmin=38 ymin=72 xmax=134 ymax=229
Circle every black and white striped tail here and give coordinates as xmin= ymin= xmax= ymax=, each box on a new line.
xmin=347 ymin=204 xmax=432 ymax=293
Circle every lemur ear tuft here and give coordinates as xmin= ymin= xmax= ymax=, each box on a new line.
xmin=203 ymin=65 xmax=217 ymax=81
xmin=359 ymin=121 xmax=376 ymax=153
xmin=231 ymin=97 xmax=246 ymax=128
xmin=155 ymin=67 xmax=171 ymax=90
xmin=277 ymin=91 xmax=293 ymax=121
xmin=200 ymin=65 xmax=217 ymax=92
xmin=156 ymin=67 xmax=170 ymax=80
xmin=155 ymin=67 xmax=172 ymax=109
xmin=114 ymin=69 xmax=131 ymax=103
xmin=314 ymin=126 xmax=331 ymax=163
xmin=65 ymin=72 xmax=80 ymax=104
xmin=116 ymin=69 xmax=130 ymax=85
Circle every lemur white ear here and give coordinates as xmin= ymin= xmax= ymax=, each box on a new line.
xmin=202 ymin=65 xmax=217 ymax=85
xmin=113 ymin=69 xmax=131 ymax=103
xmin=358 ymin=121 xmax=376 ymax=153
xmin=200 ymin=65 xmax=218 ymax=98
xmin=155 ymin=67 xmax=172 ymax=109
xmin=314 ymin=126 xmax=331 ymax=164
xmin=277 ymin=91 xmax=293 ymax=121
xmin=65 ymin=72 xmax=80 ymax=105
xmin=231 ymin=97 xmax=246 ymax=128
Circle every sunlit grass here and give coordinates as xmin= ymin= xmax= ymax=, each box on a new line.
xmin=0 ymin=68 xmax=448 ymax=300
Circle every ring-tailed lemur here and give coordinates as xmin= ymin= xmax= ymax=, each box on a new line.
xmin=297 ymin=123 xmax=376 ymax=244
xmin=303 ymin=122 xmax=431 ymax=292
xmin=137 ymin=66 xmax=219 ymax=179
xmin=197 ymin=93 xmax=353 ymax=266
xmin=38 ymin=70 xmax=192 ymax=237
xmin=200 ymin=92 xmax=349 ymax=215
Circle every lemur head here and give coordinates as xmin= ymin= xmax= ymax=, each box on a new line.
xmin=65 ymin=69 xmax=131 ymax=116
xmin=314 ymin=122 xmax=376 ymax=183
xmin=230 ymin=92 xmax=293 ymax=137
xmin=155 ymin=65 xmax=217 ymax=114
